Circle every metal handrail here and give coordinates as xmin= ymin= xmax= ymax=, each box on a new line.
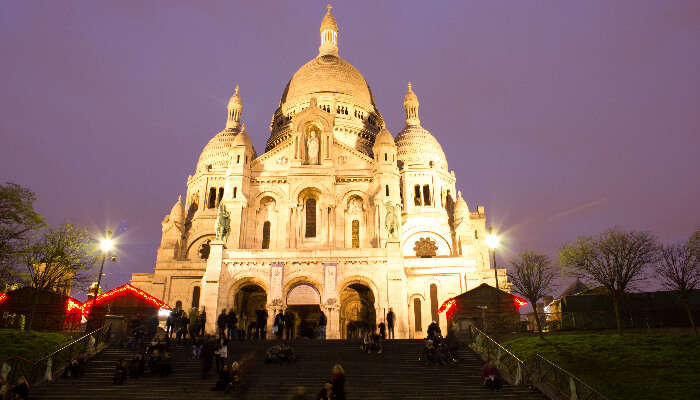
xmin=469 ymin=325 xmax=524 ymax=363
xmin=533 ymin=354 xmax=610 ymax=400
xmin=0 ymin=325 xmax=112 ymax=386
xmin=37 ymin=327 xmax=105 ymax=362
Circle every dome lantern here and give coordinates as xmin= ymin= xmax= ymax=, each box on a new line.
xmin=226 ymin=85 xmax=243 ymax=130
xmin=319 ymin=4 xmax=339 ymax=57
xmin=403 ymin=82 xmax=420 ymax=127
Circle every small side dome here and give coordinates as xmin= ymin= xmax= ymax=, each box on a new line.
xmin=232 ymin=124 xmax=257 ymax=156
xmin=373 ymin=128 xmax=395 ymax=147
xmin=169 ymin=195 xmax=185 ymax=223
xmin=453 ymin=191 xmax=469 ymax=219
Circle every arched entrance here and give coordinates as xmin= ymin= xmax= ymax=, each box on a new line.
xmin=340 ymin=283 xmax=376 ymax=339
xmin=285 ymin=283 xmax=321 ymax=339
xmin=233 ymin=284 xmax=267 ymax=338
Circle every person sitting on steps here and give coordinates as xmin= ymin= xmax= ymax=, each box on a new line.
xmin=482 ymin=360 xmax=503 ymax=391
xmin=427 ymin=320 xmax=441 ymax=341
xmin=316 ymin=380 xmax=336 ymax=400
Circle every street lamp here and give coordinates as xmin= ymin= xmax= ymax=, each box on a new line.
xmin=486 ymin=227 xmax=501 ymax=314
xmin=86 ymin=231 xmax=114 ymax=330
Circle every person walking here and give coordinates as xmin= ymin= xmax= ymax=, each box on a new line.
xmin=386 ymin=308 xmax=395 ymax=340
xmin=238 ymin=311 xmax=247 ymax=341
xmin=274 ymin=310 xmax=285 ymax=340
xmin=318 ymin=310 xmax=327 ymax=340
xmin=284 ymin=309 xmax=296 ymax=340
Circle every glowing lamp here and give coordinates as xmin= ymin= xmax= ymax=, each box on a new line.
xmin=0 ymin=293 xmax=7 ymax=305
xmin=158 ymin=308 xmax=172 ymax=318
xmin=485 ymin=233 xmax=500 ymax=249
xmin=100 ymin=237 xmax=114 ymax=252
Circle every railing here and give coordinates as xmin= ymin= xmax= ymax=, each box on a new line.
xmin=466 ymin=325 xmax=610 ymax=400
xmin=467 ymin=325 xmax=525 ymax=385
xmin=0 ymin=325 xmax=112 ymax=386
xmin=528 ymin=354 xmax=610 ymax=400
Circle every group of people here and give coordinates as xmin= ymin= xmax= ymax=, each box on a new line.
xmin=421 ymin=320 xmax=460 ymax=365
xmin=114 ymin=332 xmax=174 ymax=385
xmin=215 ymin=307 xmax=269 ymax=341
xmin=0 ymin=376 xmax=29 ymax=400
xmin=166 ymin=306 xmax=206 ymax=343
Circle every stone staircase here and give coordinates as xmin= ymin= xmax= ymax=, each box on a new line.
xmin=31 ymin=339 xmax=546 ymax=399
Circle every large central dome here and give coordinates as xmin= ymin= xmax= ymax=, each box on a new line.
xmin=280 ymin=54 xmax=375 ymax=106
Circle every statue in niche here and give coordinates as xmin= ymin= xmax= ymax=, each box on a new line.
xmin=384 ymin=200 xmax=399 ymax=240
xmin=306 ymin=130 xmax=320 ymax=165
xmin=348 ymin=197 xmax=362 ymax=213
xmin=215 ymin=204 xmax=230 ymax=243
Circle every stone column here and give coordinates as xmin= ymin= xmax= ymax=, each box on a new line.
xmin=201 ymin=240 xmax=224 ymax=334
xmin=385 ymin=240 xmax=408 ymax=339
xmin=325 ymin=304 xmax=340 ymax=339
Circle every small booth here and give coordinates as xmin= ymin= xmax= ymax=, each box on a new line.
xmin=83 ymin=284 xmax=170 ymax=338
xmin=439 ymin=284 xmax=527 ymax=337
xmin=0 ymin=287 xmax=82 ymax=331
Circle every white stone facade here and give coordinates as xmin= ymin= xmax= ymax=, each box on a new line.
xmin=131 ymin=6 xmax=507 ymax=339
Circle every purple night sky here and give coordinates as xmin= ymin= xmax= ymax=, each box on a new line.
xmin=1 ymin=1 xmax=699 ymax=300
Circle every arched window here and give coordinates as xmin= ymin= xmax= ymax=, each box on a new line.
xmin=233 ymin=187 xmax=237 ymax=199
xmin=217 ymin=187 xmax=224 ymax=205
xmin=262 ymin=221 xmax=271 ymax=249
xmin=430 ymin=284 xmax=439 ymax=325
xmin=351 ymin=219 xmax=360 ymax=248
xmin=191 ymin=286 xmax=200 ymax=309
xmin=236 ymin=154 xmax=240 ymax=163
xmin=423 ymin=185 xmax=431 ymax=206
xmin=207 ymin=188 xmax=216 ymax=209
xmin=384 ymin=153 xmax=388 ymax=161
xmin=385 ymin=185 xmax=389 ymax=196
xmin=414 ymin=185 xmax=422 ymax=206
xmin=414 ymin=298 xmax=422 ymax=332
xmin=305 ymin=198 xmax=316 ymax=238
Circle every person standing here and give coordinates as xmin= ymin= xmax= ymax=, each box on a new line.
xmin=284 ymin=309 xmax=296 ymax=340
xmin=386 ymin=308 xmax=395 ymax=340
xmin=217 ymin=309 xmax=228 ymax=340
xmin=318 ymin=310 xmax=327 ymax=341
xmin=331 ymin=364 xmax=345 ymax=400
xmin=199 ymin=306 xmax=207 ymax=336
xmin=274 ymin=310 xmax=285 ymax=340
xmin=238 ymin=311 xmax=247 ymax=341
xmin=226 ymin=309 xmax=237 ymax=340
xmin=378 ymin=321 xmax=386 ymax=341
xmin=256 ymin=308 xmax=269 ymax=340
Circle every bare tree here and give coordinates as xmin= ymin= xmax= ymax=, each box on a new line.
xmin=508 ymin=251 xmax=557 ymax=334
xmin=656 ymin=242 xmax=700 ymax=335
xmin=21 ymin=223 xmax=99 ymax=328
xmin=559 ymin=228 xmax=657 ymax=334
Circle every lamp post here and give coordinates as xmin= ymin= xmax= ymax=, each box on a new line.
xmin=86 ymin=231 xmax=114 ymax=330
xmin=485 ymin=227 xmax=501 ymax=312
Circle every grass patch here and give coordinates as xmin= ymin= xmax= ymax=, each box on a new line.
xmin=0 ymin=329 xmax=72 ymax=361
xmin=504 ymin=333 xmax=700 ymax=400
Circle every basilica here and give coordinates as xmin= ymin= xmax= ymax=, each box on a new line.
xmin=131 ymin=6 xmax=507 ymax=339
